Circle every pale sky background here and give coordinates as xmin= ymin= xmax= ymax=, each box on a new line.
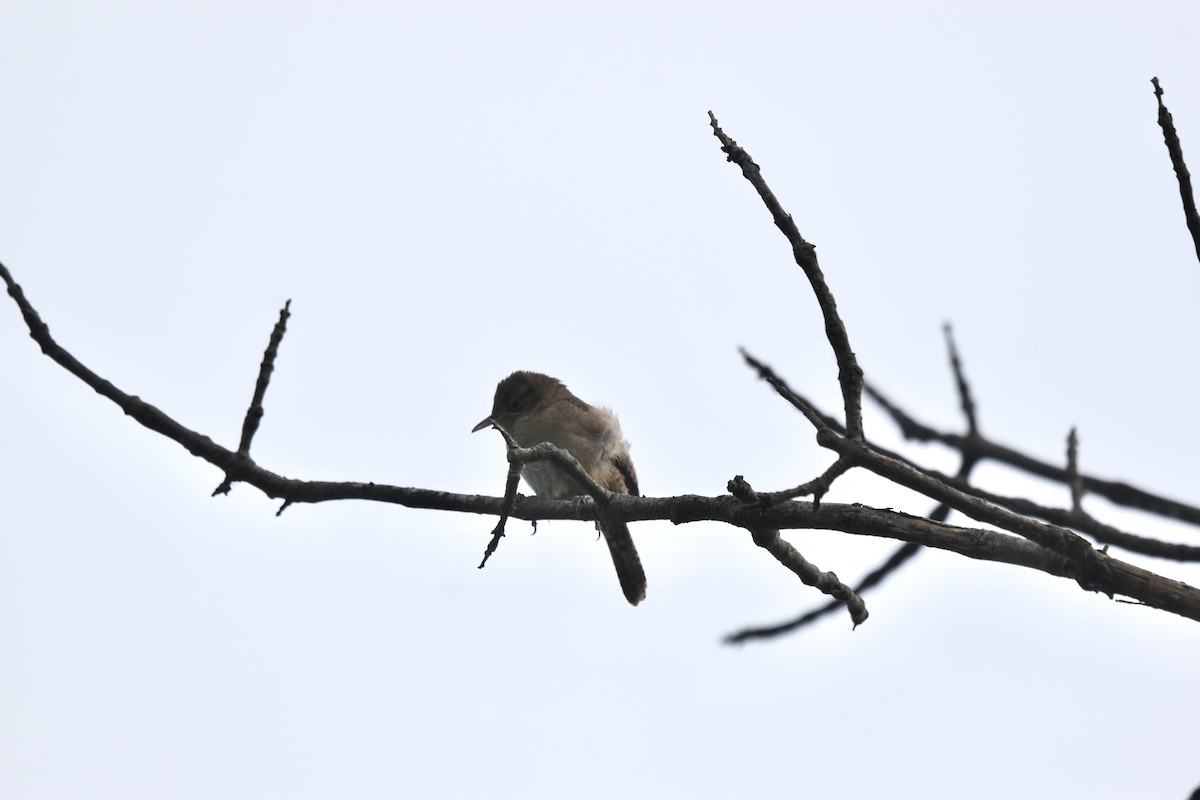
xmin=3 ymin=2 xmax=1200 ymax=799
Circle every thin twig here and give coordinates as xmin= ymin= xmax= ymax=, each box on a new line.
xmin=728 ymin=474 xmax=865 ymax=621
xmin=711 ymin=113 xmax=865 ymax=441
xmin=238 ymin=300 xmax=292 ymax=456
xmin=749 ymin=525 xmax=869 ymax=627
xmin=726 ymin=542 xmax=918 ymax=644
xmin=478 ymin=425 xmax=523 ymax=567
xmin=759 ymin=459 xmax=853 ymax=507
xmin=1067 ymin=427 xmax=1084 ymax=513
xmin=866 ymin=379 xmax=1200 ymax=526
xmin=943 ymin=323 xmax=978 ymax=435
xmin=740 ymin=347 xmax=840 ymax=434
xmin=726 ymin=477 xmax=868 ymax=629
xmin=214 ymin=300 xmax=293 ymax=496
xmin=937 ymin=470 xmax=1200 ymax=561
xmin=1152 ymin=77 xmax=1200 ymax=265
xmin=479 ymin=461 xmax=522 ymax=568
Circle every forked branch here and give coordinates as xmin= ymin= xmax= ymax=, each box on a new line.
xmin=5 ymin=88 xmax=1200 ymax=638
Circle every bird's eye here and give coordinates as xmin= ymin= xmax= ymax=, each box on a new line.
xmin=507 ymin=387 xmax=535 ymax=413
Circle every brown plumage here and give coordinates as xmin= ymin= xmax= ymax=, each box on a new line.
xmin=472 ymin=371 xmax=646 ymax=605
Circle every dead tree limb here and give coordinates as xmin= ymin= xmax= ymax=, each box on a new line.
xmin=6 ymin=88 xmax=1200 ymax=636
xmin=1153 ymin=77 xmax=1200 ymax=265
xmin=727 ymin=325 xmax=980 ymax=643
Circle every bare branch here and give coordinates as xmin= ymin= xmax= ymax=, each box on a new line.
xmin=2 ymin=261 xmax=248 ymax=476
xmin=893 ymin=456 xmax=1200 ymax=561
xmin=741 ymin=347 xmax=842 ymax=434
xmin=214 ymin=299 xmax=292 ymax=496
xmin=740 ymin=349 xmax=1104 ymax=574
xmin=1067 ymin=427 xmax=1084 ymax=513
xmin=478 ymin=424 xmax=524 ymax=568
xmin=866 ymin=379 xmax=1200 ymax=526
xmin=733 ymin=354 xmax=1200 ymax=618
xmin=6 ymin=257 xmax=1200 ymax=621
xmin=747 ymin=343 xmax=1200 ymax=563
xmin=760 ymin=459 xmax=853 ymax=507
xmin=943 ymin=323 xmax=979 ymax=435
xmin=8 ymin=88 xmax=1200 ymax=638
xmin=819 ymin=432 xmax=1106 ymax=576
xmin=724 ymin=501 xmax=1200 ymax=623
xmin=727 ymin=475 xmax=868 ymax=625
xmin=748 ymin=525 xmax=868 ymax=628
xmin=1152 ymin=77 xmax=1200 ymax=265
xmin=237 ymin=300 xmax=291 ymax=456
xmin=711 ymin=113 xmax=865 ymax=441
xmin=479 ymin=465 xmax=522 ymax=568
xmin=726 ymin=542 xmax=920 ymax=644
xmin=748 ymin=350 xmax=1200 ymax=562
xmin=743 ymin=349 xmax=1088 ymax=566
xmin=727 ymin=374 xmax=983 ymax=646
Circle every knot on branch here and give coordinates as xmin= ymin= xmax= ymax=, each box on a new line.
xmin=1070 ymin=546 xmax=1116 ymax=599
xmin=728 ymin=475 xmax=761 ymax=504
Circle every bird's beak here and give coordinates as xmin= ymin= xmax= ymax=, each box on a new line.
xmin=471 ymin=416 xmax=495 ymax=433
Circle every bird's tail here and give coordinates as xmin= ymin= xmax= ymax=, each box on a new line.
xmin=600 ymin=521 xmax=647 ymax=606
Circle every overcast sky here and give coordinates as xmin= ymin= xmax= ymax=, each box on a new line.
xmin=3 ymin=2 xmax=1200 ymax=799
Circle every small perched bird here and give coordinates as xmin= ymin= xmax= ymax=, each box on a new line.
xmin=472 ymin=371 xmax=646 ymax=605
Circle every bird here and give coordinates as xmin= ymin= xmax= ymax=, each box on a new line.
xmin=472 ymin=371 xmax=646 ymax=605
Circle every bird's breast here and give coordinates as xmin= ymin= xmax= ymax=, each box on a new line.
xmin=521 ymin=461 xmax=587 ymax=499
